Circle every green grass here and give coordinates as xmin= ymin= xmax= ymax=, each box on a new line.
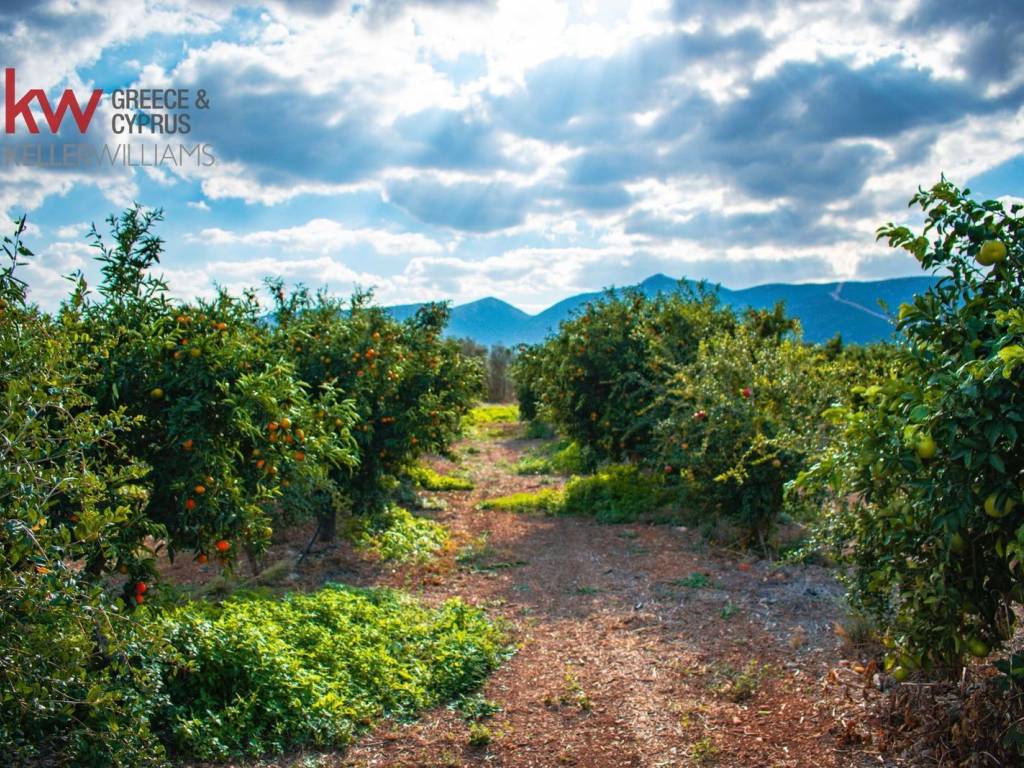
xmin=452 ymin=692 xmax=501 ymax=722
xmin=512 ymin=455 xmax=554 ymax=475
xmin=480 ymin=465 xmax=667 ymax=524
xmin=513 ymin=441 xmax=587 ymax=476
xmin=720 ymin=602 xmax=740 ymax=620
xmin=154 ymin=585 xmax=508 ymax=760
xmin=561 ymin=464 xmax=664 ymax=524
xmin=478 ymin=488 xmax=563 ymax=514
xmin=465 ymin=403 xmax=519 ymax=426
xmin=347 ymin=506 xmax=449 ymax=562
xmin=690 ymin=737 xmax=719 ymax=765
xmin=673 ymin=572 xmax=711 ymax=589
xmin=467 ymin=722 xmax=494 ymax=747
xmin=408 ymin=463 xmax=474 ymax=491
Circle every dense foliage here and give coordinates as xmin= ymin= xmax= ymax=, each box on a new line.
xmin=155 ymin=586 xmax=506 ymax=760
xmin=6 ymin=179 xmax=1024 ymax=765
xmin=269 ymin=285 xmax=481 ymax=538
xmin=531 ymin=285 xmax=731 ymax=464
xmin=801 ymin=180 xmax=1024 ymax=669
xmin=0 ymin=208 xmax=488 ymax=766
xmin=655 ymin=324 xmax=867 ymax=546
xmin=0 ymin=218 xmax=166 ymax=766
xmin=514 ymin=282 xmax=878 ymax=541
xmin=64 ymin=208 xmax=358 ymax=574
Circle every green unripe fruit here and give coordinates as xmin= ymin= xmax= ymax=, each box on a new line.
xmin=891 ymin=666 xmax=909 ymax=683
xmin=984 ymin=493 xmax=1016 ymax=519
xmin=949 ymin=532 xmax=965 ymax=554
xmin=977 ymin=240 xmax=1007 ymax=266
xmin=150 ymin=387 xmax=164 ymax=400
xmin=916 ymin=435 xmax=937 ymax=460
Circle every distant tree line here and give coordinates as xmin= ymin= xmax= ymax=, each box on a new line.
xmin=456 ymin=339 xmax=516 ymax=402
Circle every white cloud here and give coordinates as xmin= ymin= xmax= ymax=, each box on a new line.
xmin=193 ymin=218 xmax=445 ymax=255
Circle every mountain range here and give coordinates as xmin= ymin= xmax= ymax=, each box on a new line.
xmin=387 ymin=273 xmax=938 ymax=346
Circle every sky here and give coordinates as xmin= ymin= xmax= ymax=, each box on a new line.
xmin=1 ymin=0 xmax=1022 ymax=313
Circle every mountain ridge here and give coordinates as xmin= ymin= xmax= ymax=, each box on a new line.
xmin=386 ymin=273 xmax=937 ymax=346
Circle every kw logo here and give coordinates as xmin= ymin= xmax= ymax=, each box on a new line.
xmin=3 ymin=68 xmax=103 ymax=134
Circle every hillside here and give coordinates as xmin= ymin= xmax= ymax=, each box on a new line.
xmin=388 ymin=274 xmax=937 ymax=345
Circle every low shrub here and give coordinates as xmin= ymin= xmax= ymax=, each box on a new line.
xmin=346 ymin=506 xmax=449 ymax=562
xmin=561 ymin=465 xmax=664 ymax=523
xmin=514 ymin=440 xmax=588 ymax=476
xmin=408 ymin=463 xmax=474 ymax=491
xmin=478 ymin=489 xmax=564 ymax=514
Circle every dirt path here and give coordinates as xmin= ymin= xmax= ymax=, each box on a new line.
xmin=315 ymin=419 xmax=879 ymax=768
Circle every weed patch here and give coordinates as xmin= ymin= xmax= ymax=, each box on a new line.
xmin=347 ymin=506 xmax=448 ymax=562
xmin=408 ymin=463 xmax=474 ymax=491
xmin=478 ymin=488 xmax=563 ymax=514
xmin=154 ymin=585 xmax=508 ymax=760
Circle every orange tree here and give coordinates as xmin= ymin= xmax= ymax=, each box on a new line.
xmin=65 ymin=207 xmax=357 ymax=578
xmin=0 ymin=218 xmax=168 ymax=766
xmin=800 ymin=180 xmax=1024 ymax=669
xmin=525 ymin=285 xmax=732 ymax=464
xmin=270 ymin=285 xmax=481 ymax=539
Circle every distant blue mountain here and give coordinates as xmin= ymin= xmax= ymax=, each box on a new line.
xmin=387 ymin=273 xmax=938 ymax=346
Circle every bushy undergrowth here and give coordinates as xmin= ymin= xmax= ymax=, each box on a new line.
xmin=346 ymin=506 xmax=449 ymax=562
xmin=155 ymin=585 xmax=507 ymax=760
xmin=478 ymin=488 xmax=564 ymax=514
xmin=514 ymin=440 xmax=588 ymax=476
xmin=561 ymin=465 xmax=667 ymax=523
xmin=481 ymin=465 xmax=667 ymax=523
xmin=409 ymin=463 xmax=475 ymax=491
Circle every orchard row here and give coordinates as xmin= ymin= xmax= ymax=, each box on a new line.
xmin=2 ymin=205 xmax=482 ymax=602
xmin=513 ymin=181 xmax=1024 ymax=672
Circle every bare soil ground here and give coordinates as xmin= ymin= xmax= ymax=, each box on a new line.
xmin=165 ymin=417 xmax=887 ymax=768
